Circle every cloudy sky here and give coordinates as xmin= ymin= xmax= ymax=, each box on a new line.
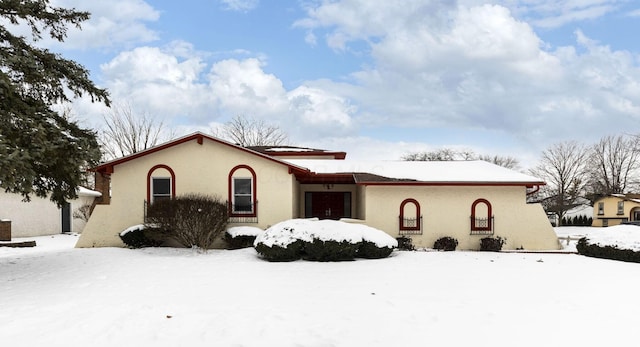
xmin=39 ymin=0 xmax=640 ymax=168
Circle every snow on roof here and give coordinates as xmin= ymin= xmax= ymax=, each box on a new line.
xmin=263 ymin=147 xmax=315 ymax=152
xmin=284 ymin=159 xmax=545 ymax=184
xmin=77 ymin=186 xmax=102 ymax=197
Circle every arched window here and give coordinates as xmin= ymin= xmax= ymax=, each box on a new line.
xmin=147 ymin=164 xmax=176 ymax=204
xmin=471 ymin=199 xmax=493 ymax=234
xmin=228 ymin=165 xmax=257 ymax=217
xmin=399 ymin=198 xmax=422 ymax=235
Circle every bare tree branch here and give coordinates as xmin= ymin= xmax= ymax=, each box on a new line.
xmin=99 ymin=102 xmax=174 ymax=160
xmin=588 ymin=134 xmax=640 ymax=195
xmin=215 ymin=115 xmax=288 ymax=147
xmin=402 ymin=148 xmax=520 ymax=169
xmin=529 ymin=141 xmax=590 ymax=225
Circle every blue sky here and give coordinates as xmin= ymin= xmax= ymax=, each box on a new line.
xmin=37 ymin=0 xmax=640 ymax=168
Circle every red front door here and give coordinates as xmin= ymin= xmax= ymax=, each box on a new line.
xmin=306 ymin=192 xmax=351 ymax=220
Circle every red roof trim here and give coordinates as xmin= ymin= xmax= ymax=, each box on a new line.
xmin=267 ymin=151 xmax=347 ymax=160
xmin=92 ymin=132 xmax=311 ymax=175
xmin=358 ymin=181 xmax=545 ymax=187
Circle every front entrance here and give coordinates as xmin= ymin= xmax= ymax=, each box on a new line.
xmin=305 ymin=192 xmax=351 ymax=220
xmin=61 ymin=202 xmax=72 ymax=233
xmin=632 ymin=207 xmax=640 ymax=221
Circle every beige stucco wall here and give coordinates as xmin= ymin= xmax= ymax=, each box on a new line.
xmin=0 ymin=191 xmax=97 ymax=238
xmin=592 ymin=196 xmax=640 ymax=227
xmin=360 ymin=185 xmax=559 ymax=250
xmin=77 ymin=139 xmax=297 ymax=248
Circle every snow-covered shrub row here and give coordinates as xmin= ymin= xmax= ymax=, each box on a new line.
xmin=576 ymin=238 xmax=640 ymax=263
xmin=119 ymin=224 xmax=163 ymax=248
xmin=224 ymin=226 xmax=263 ymax=250
xmin=433 ymin=236 xmax=458 ymax=251
xmin=254 ymin=219 xmax=397 ymax=262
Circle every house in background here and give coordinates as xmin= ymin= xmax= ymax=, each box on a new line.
xmin=77 ymin=132 xmax=559 ymax=250
xmin=0 ymin=187 xmax=102 ymax=238
xmin=592 ymin=194 xmax=640 ymax=227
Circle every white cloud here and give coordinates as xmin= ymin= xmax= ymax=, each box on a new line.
xmin=220 ymin=0 xmax=259 ymax=12
xmin=48 ymin=0 xmax=160 ymax=49
xmin=99 ymin=42 xmax=213 ymax=122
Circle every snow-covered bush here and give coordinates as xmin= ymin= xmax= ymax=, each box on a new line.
xmin=254 ymin=219 xmax=397 ymax=262
xmin=433 ymin=236 xmax=458 ymax=251
xmin=145 ymin=194 xmax=228 ymax=249
xmin=357 ymin=240 xmax=394 ymax=259
xmin=479 ymin=236 xmax=505 ymax=251
xmin=304 ymin=239 xmax=360 ymax=261
xmin=224 ymin=226 xmax=263 ymax=250
xmin=119 ymin=224 xmax=163 ymax=248
xmin=576 ymin=237 xmax=640 ymax=263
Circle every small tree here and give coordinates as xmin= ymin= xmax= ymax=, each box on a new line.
xmin=145 ymin=194 xmax=228 ymax=249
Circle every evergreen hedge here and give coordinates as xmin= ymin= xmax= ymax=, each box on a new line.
xmin=576 ymin=238 xmax=640 ymax=263
xmin=358 ymin=240 xmax=394 ymax=259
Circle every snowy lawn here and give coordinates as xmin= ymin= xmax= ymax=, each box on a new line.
xmin=2 ymin=229 xmax=640 ymax=347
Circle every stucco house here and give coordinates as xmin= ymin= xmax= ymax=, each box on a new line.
xmin=77 ymin=132 xmax=560 ymax=250
xmin=592 ymin=194 xmax=640 ymax=227
xmin=0 ymin=187 xmax=102 ymax=238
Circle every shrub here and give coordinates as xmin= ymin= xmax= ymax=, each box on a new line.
xmin=119 ymin=225 xmax=163 ymax=249
xmin=396 ymin=236 xmax=415 ymax=251
xmin=224 ymin=233 xmax=257 ymax=250
xmin=479 ymin=236 xmax=505 ymax=251
xmin=254 ymin=240 xmax=304 ymax=262
xmin=357 ymin=240 xmax=394 ymax=259
xmin=224 ymin=226 xmax=263 ymax=250
xmin=303 ymin=238 xmax=360 ymax=261
xmin=576 ymin=237 xmax=640 ymax=263
xmin=433 ymin=236 xmax=458 ymax=251
xmin=145 ymin=194 xmax=228 ymax=249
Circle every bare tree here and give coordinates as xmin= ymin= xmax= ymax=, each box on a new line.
xmin=477 ymin=154 xmax=520 ymax=170
xmin=100 ymin=102 xmax=173 ymax=160
xmin=588 ymin=134 xmax=640 ymax=196
xmin=529 ymin=141 xmax=590 ymax=225
xmin=403 ymin=148 xmax=519 ymax=169
xmin=217 ymin=115 xmax=288 ymax=147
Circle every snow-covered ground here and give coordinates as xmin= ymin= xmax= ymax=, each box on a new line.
xmin=2 ymin=227 xmax=640 ymax=347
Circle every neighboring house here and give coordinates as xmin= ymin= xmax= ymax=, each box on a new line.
xmin=0 ymin=187 xmax=102 ymax=238
xmin=592 ymin=194 xmax=640 ymax=227
xmin=77 ymin=132 xmax=560 ymax=250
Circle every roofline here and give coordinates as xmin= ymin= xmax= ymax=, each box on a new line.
xmin=265 ymin=151 xmax=347 ymax=160
xmin=92 ymin=132 xmax=311 ymax=175
xmin=358 ymin=181 xmax=546 ymax=187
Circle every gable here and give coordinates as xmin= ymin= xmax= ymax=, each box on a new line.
xmin=93 ymin=132 xmax=309 ymax=175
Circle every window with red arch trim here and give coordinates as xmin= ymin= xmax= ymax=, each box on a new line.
xmin=470 ymin=198 xmax=493 ymax=233
xmin=399 ymin=198 xmax=422 ymax=234
xmin=147 ymin=164 xmax=176 ymax=203
xmin=228 ymin=165 xmax=257 ymax=217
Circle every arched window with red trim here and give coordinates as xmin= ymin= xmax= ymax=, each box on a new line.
xmin=228 ymin=165 xmax=257 ymax=217
xmin=471 ymin=198 xmax=493 ymax=234
xmin=147 ymin=164 xmax=176 ymax=204
xmin=399 ymin=198 xmax=422 ymax=235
